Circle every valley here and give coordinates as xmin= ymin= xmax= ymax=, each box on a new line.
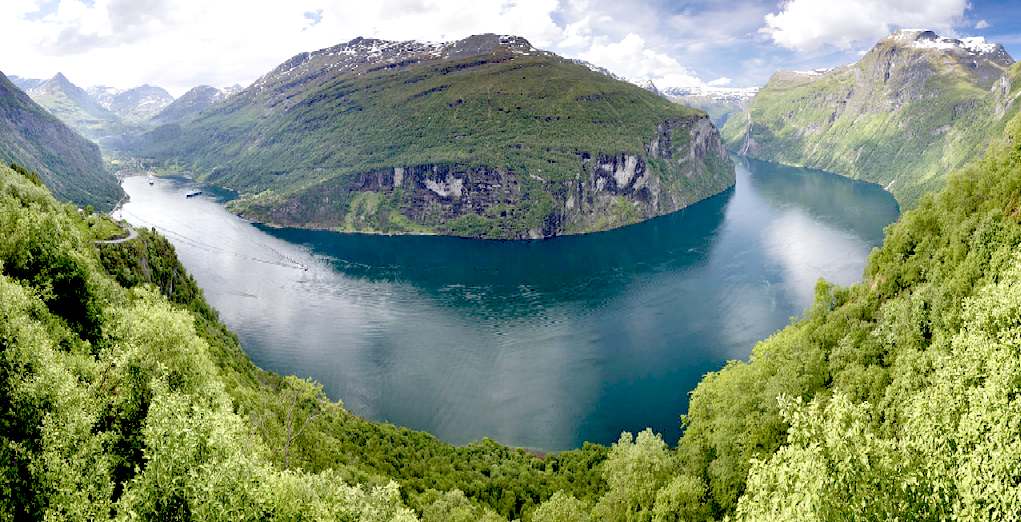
xmin=3 ymin=4 xmax=1021 ymax=520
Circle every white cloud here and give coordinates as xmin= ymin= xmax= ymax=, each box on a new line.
xmin=0 ymin=0 xmax=566 ymax=95
xmin=577 ymin=33 xmax=705 ymax=89
xmin=8 ymin=0 xmax=787 ymax=95
xmin=760 ymin=0 xmax=969 ymax=51
xmin=975 ymin=19 xmax=991 ymax=30
xmin=707 ymin=77 xmax=732 ymax=87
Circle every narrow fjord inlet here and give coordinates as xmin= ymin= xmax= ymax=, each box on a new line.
xmin=115 ymin=157 xmax=898 ymax=450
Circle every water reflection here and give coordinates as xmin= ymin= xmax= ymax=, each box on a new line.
xmin=115 ymin=158 xmax=898 ymax=450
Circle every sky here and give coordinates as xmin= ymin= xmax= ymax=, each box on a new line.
xmin=1 ymin=0 xmax=1019 ymax=96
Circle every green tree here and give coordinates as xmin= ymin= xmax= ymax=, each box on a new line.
xmin=592 ymin=430 xmax=674 ymax=521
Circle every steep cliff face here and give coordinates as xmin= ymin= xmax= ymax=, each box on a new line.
xmin=136 ymin=34 xmax=734 ymax=239
xmin=235 ymin=113 xmax=732 ymax=239
xmin=723 ymin=30 xmax=1019 ymax=207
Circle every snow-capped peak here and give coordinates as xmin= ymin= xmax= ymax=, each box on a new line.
xmin=253 ymin=34 xmax=544 ymax=91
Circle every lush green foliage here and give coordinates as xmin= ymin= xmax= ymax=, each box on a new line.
xmin=672 ymin=109 xmax=1021 ymax=519
xmin=0 ymin=163 xmax=424 ymax=520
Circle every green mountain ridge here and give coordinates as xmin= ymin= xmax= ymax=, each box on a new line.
xmin=0 ymin=71 xmax=122 ymax=210
xmin=131 ymin=34 xmax=734 ymax=239
xmin=723 ymin=29 xmax=1020 ymax=207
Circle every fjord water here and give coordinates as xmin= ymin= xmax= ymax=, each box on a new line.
xmin=114 ymin=157 xmax=899 ymax=451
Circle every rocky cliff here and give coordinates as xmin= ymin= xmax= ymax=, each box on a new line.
xmin=723 ymin=30 xmax=1020 ymax=206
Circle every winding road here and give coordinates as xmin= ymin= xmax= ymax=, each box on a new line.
xmin=94 ymin=224 xmax=138 ymax=245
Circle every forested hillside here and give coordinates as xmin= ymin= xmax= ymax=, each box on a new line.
xmin=4 ymin=97 xmax=1021 ymax=520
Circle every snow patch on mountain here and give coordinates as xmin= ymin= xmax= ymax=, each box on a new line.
xmin=893 ymin=29 xmax=1007 ymax=58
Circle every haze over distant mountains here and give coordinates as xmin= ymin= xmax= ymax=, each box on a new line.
xmin=8 ymin=73 xmax=240 ymax=150
xmin=88 ymin=84 xmax=174 ymax=123
xmin=150 ymin=84 xmax=241 ymax=126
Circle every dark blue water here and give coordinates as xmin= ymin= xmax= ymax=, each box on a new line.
xmin=115 ymin=157 xmax=899 ymax=451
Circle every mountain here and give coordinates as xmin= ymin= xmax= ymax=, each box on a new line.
xmin=26 ymin=72 xmax=127 ymax=144
xmin=9 ymin=75 xmax=45 ymax=91
xmin=133 ymin=34 xmax=734 ymax=239
xmin=664 ymin=85 xmax=758 ymax=128
xmin=0 ymin=71 xmax=122 ymax=210
xmin=638 ymin=79 xmax=661 ymax=95
xmin=149 ymin=85 xmax=227 ymax=125
xmin=86 ymin=85 xmax=120 ymax=108
xmin=723 ymin=29 xmax=1020 ymax=207
xmin=90 ymin=84 xmax=175 ymax=122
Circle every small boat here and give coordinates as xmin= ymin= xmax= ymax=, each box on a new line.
xmin=185 ymin=190 xmax=203 ymax=198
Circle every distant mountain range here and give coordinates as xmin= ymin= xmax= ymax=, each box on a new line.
xmin=0 ymin=71 xmax=122 ymax=210
xmin=662 ymin=86 xmax=758 ymax=129
xmin=9 ymin=73 xmax=241 ymax=152
xmin=723 ymin=29 xmax=1020 ymax=206
xmin=130 ymin=34 xmax=734 ymax=239
xmin=88 ymin=84 xmax=174 ymax=123
xmin=21 ymin=73 xmax=127 ymax=144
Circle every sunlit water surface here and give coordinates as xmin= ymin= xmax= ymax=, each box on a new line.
xmin=115 ymin=157 xmax=899 ymax=451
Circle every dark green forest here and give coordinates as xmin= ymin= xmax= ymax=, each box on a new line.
xmin=3 ymin=112 xmax=1021 ymax=519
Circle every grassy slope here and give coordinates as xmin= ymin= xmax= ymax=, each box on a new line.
xmin=0 ymin=73 xmax=123 ymax=211
xmin=136 ymin=42 xmax=728 ymax=237
xmin=723 ymin=48 xmax=1021 ymax=207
